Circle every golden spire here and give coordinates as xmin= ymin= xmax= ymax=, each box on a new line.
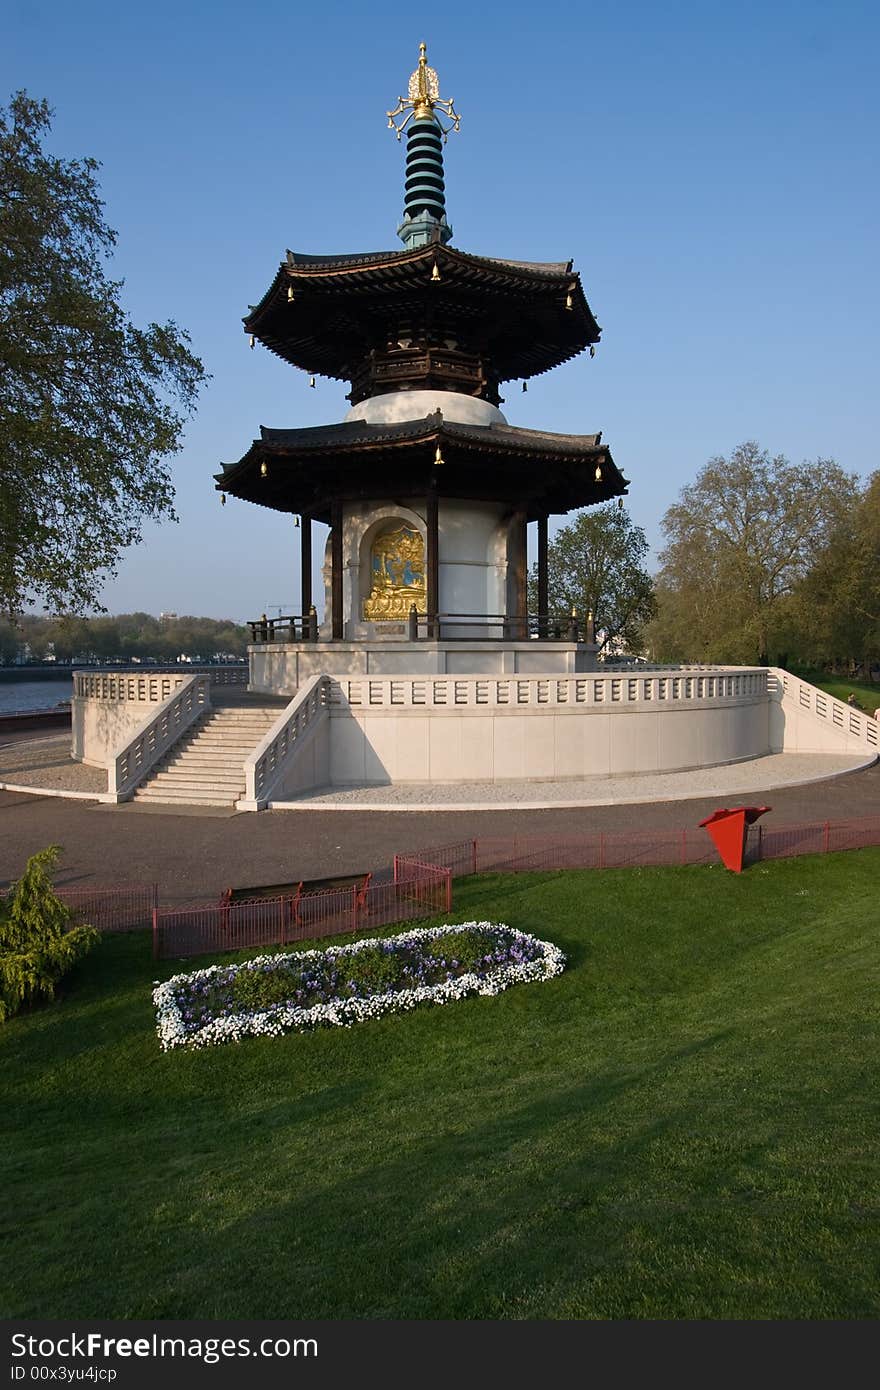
xmin=387 ymin=42 xmax=462 ymax=141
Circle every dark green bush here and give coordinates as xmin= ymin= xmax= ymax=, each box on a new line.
xmin=421 ymin=929 xmax=497 ymax=969
xmin=231 ymin=965 xmax=306 ymax=1010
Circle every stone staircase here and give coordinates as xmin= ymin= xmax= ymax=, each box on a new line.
xmin=131 ymin=692 xmax=289 ymax=807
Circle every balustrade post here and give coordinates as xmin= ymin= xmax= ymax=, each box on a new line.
xmin=408 ymin=605 xmax=418 ymax=641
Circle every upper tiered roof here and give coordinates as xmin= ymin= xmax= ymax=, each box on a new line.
xmin=243 ymin=242 xmax=600 ymax=402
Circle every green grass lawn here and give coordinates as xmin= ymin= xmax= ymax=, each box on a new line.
xmin=799 ymin=670 xmax=879 ymax=711
xmin=3 ymin=851 xmax=880 ymax=1320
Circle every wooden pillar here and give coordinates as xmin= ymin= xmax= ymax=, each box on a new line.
xmin=513 ymin=509 xmax=528 ymax=639
xmin=300 ymin=512 xmax=312 ymax=621
xmin=537 ymin=513 xmax=548 ymax=638
xmin=331 ymin=499 xmax=343 ymax=640
xmin=426 ymin=487 xmax=439 ymax=639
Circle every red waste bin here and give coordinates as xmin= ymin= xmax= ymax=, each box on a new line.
xmin=698 ymin=806 xmax=771 ymax=873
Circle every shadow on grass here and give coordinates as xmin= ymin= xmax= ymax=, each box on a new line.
xmin=85 ymin=1030 xmax=735 ymax=1319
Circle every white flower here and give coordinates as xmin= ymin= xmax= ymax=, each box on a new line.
xmin=152 ymin=922 xmax=566 ymax=1051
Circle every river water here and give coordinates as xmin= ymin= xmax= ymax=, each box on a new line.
xmin=0 ymin=679 xmax=73 ymax=715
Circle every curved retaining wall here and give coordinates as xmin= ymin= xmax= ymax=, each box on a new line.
xmin=261 ymin=669 xmax=772 ymax=797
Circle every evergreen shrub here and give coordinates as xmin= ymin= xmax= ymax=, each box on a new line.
xmin=0 ymin=846 xmax=99 ymax=1021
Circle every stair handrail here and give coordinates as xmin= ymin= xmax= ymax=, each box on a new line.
xmin=110 ymin=674 xmax=212 ymax=800
xmin=241 ymin=674 xmax=330 ymax=810
xmin=767 ymin=667 xmax=879 ymax=753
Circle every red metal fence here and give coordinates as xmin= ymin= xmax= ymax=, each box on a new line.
xmin=412 ymin=815 xmax=880 ymax=880
xmin=6 ymin=812 xmax=877 ymax=961
xmin=152 ymin=865 xmax=452 ymax=960
xmin=0 ymin=883 xmax=158 ymax=933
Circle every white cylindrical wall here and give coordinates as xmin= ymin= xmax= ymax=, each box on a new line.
xmin=322 ymin=498 xmax=515 ymax=640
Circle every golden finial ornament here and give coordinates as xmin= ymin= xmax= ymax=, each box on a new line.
xmin=387 ymin=42 xmax=462 ymax=141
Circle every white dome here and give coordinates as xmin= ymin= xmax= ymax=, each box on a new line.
xmin=345 ymin=390 xmax=507 ymax=427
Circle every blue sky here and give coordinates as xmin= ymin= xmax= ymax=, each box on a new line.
xmin=5 ymin=0 xmax=878 ymax=622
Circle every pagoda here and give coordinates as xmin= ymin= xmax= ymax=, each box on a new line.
xmin=217 ymin=44 xmax=628 ymax=689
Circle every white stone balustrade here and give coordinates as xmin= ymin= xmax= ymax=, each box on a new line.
xmin=74 ymin=671 xmax=187 ymax=704
xmin=110 ymin=675 xmax=212 ymax=800
xmin=330 ymin=669 xmax=768 ymax=710
xmin=768 ymin=668 xmax=879 ymax=754
xmin=72 ymin=666 xmax=248 ymax=766
xmin=239 ymin=674 xmax=331 ymax=810
xmin=252 ymin=666 xmax=774 ymax=792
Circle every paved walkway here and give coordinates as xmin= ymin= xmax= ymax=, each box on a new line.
xmin=1 ymin=731 xmax=878 ymax=907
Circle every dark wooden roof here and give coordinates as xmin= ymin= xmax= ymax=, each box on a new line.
xmin=242 ymin=242 xmax=600 ymax=385
xmin=216 ymin=412 xmax=627 ymax=522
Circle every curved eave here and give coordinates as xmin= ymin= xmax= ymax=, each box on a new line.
xmin=242 ymin=243 xmax=601 ymax=382
xmin=215 ymin=415 xmax=626 ymax=520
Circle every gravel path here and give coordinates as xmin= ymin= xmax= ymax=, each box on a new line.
xmin=275 ymin=752 xmax=872 ymax=809
xmin=0 ymin=735 xmax=106 ymax=794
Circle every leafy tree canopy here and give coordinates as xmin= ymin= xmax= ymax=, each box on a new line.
xmin=649 ymin=442 xmax=858 ymax=663
xmin=0 ymin=611 xmax=249 ymax=663
xmin=0 ymin=92 xmax=208 ymax=616
xmin=528 ymin=504 xmax=656 ymax=655
xmin=786 ymin=470 xmax=880 ymax=669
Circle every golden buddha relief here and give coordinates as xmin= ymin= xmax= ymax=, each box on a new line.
xmin=363 ymin=524 xmax=427 ymax=621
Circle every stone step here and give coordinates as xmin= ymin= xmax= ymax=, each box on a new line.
xmin=145 ymin=778 xmax=246 ymax=789
xmin=198 ymin=719 xmax=274 ymax=730
xmin=160 ymin=753 xmax=248 ymax=767
xmin=149 ymin=765 xmax=245 ymax=781
xmin=131 ymin=699 xmax=283 ymax=806
xmin=181 ymin=738 xmax=259 ymax=749
xmin=133 ymin=788 xmax=237 ymax=806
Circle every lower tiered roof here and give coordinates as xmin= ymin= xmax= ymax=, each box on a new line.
xmin=216 ymin=411 xmax=627 ymax=522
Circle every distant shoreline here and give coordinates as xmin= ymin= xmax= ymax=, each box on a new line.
xmin=0 ymin=662 xmax=247 ymax=683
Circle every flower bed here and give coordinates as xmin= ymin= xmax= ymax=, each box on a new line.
xmin=153 ymin=921 xmax=565 ymax=1050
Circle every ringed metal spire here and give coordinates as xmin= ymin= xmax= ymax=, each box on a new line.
xmin=387 ymin=42 xmax=461 ymax=249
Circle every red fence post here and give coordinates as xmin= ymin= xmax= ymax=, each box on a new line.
xmin=599 ymin=833 xmax=605 ymax=870
xmin=279 ymin=896 xmax=287 ymax=947
xmin=152 ymin=906 xmax=159 ymax=961
xmin=680 ymin=829 xmax=687 ymax=865
xmin=823 ymin=821 xmax=831 ymax=854
xmin=472 ymin=839 xmax=478 ymax=876
xmin=445 ymin=868 xmax=452 ymax=913
xmin=393 ymin=854 xmax=399 ymax=884
xmin=351 ymin=884 xmax=358 ymax=934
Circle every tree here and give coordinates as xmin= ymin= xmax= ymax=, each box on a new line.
xmin=650 ymin=442 xmax=858 ymax=664
xmin=528 ymin=504 xmax=656 ymax=655
xmin=0 ymin=92 xmax=208 ymax=616
xmin=787 ymin=471 xmax=880 ymax=671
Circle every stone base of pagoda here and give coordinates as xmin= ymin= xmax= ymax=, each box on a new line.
xmin=248 ymin=639 xmax=600 ymax=696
